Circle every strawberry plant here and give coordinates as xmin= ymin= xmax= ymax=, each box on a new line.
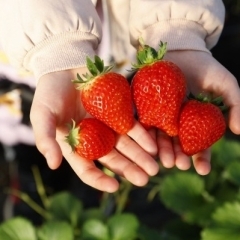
xmin=146 ymin=135 xmax=240 ymax=240
xmin=1 ymin=136 xmax=240 ymax=240
xmin=0 ymin=166 xmax=164 ymax=240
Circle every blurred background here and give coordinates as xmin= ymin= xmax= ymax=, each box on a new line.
xmin=0 ymin=1 xmax=240 ymax=240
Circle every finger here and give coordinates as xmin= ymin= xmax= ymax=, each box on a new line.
xmin=115 ymin=134 xmax=159 ymax=176
xmin=220 ymin=75 xmax=240 ymax=134
xmin=147 ymin=127 xmax=157 ymax=141
xmin=57 ymin=133 xmax=119 ymax=192
xmin=192 ymin=148 xmax=211 ymax=175
xmin=157 ymin=130 xmax=175 ymax=168
xmin=127 ymin=120 xmax=158 ymax=156
xmin=173 ymin=137 xmax=191 ymax=170
xmin=99 ymin=149 xmax=149 ymax=187
xmin=30 ymin=105 xmax=63 ymax=169
xmin=228 ymin=104 xmax=240 ymax=135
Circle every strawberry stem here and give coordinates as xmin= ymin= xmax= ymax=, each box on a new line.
xmin=131 ymin=39 xmax=167 ymax=71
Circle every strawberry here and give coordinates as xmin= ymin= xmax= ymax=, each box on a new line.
xmin=131 ymin=40 xmax=186 ymax=136
xmin=65 ymin=118 xmax=116 ymax=160
xmin=73 ymin=56 xmax=134 ymax=134
xmin=178 ymin=94 xmax=227 ymax=156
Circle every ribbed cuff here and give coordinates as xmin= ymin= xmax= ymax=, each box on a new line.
xmin=24 ymin=31 xmax=98 ymax=80
xmin=141 ymin=19 xmax=210 ymax=53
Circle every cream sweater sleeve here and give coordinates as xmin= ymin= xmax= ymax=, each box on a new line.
xmin=0 ymin=0 xmax=102 ymax=80
xmin=129 ymin=0 xmax=225 ymax=53
xmin=0 ymin=0 xmax=225 ymax=80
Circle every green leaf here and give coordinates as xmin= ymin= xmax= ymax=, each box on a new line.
xmin=157 ymin=41 xmax=167 ymax=60
xmin=159 ymin=172 xmax=205 ymax=214
xmin=223 ymin=161 xmax=240 ymax=186
xmin=81 ymin=208 xmax=105 ymax=224
xmin=212 ymin=202 xmax=240 ymax=226
xmin=81 ymin=219 xmax=109 ymax=240
xmin=37 ymin=221 xmax=74 ymax=240
xmin=86 ymin=56 xmax=99 ymax=76
xmin=201 ymin=228 xmax=240 ymax=240
xmin=138 ymin=224 xmax=167 ymax=240
xmin=203 ymin=168 xmax=221 ymax=192
xmin=145 ymin=47 xmax=156 ymax=63
xmin=108 ymin=213 xmax=139 ymax=240
xmin=137 ymin=49 xmax=147 ymax=65
xmin=94 ymin=55 xmax=104 ymax=73
xmin=76 ymin=73 xmax=85 ymax=82
xmin=211 ymin=182 xmax=238 ymax=203
xmin=47 ymin=191 xmax=83 ymax=227
xmin=201 ymin=202 xmax=240 ymax=240
xmin=0 ymin=217 xmax=37 ymax=240
xmin=163 ymin=218 xmax=200 ymax=240
xmin=211 ymin=137 xmax=240 ymax=166
xmin=183 ymin=201 xmax=217 ymax=226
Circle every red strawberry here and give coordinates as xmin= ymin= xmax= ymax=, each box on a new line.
xmin=65 ymin=118 xmax=116 ymax=160
xmin=73 ymin=56 xmax=134 ymax=134
xmin=178 ymin=94 xmax=227 ymax=156
xmin=131 ymin=40 xmax=186 ymax=136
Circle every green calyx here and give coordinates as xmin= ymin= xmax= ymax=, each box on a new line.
xmin=189 ymin=92 xmax=228 ymax=112
xmin=65 ymin=120 xmax=80 ymax=152
xmin=72 ymin=55 xmax=113 ymax=87
xmin=131 ymin=38 xmax=167 ymax=70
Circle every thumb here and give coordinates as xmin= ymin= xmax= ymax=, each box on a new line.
xmin=30 ymin=106 xmax=63 ymax=169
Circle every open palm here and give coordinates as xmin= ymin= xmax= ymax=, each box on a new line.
xmin=156 ymin=50 xmax=240 ymax=174
xmin=30 ymin=68 xmax=159 ymax=192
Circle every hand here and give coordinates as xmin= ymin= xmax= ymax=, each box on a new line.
xmin=30 ymin=68 xmax=159 ymax=193
xmin=156 ymin=50 xmax=240 ymax=175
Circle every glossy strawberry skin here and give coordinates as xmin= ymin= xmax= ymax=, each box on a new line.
xmin=179 ymin=100 xmax=226 ymax=156
xmin=80 ymin=72 xmax=134 ymax=134
xmin=132 ymin=60 xmax=186 ymax=136
xmin=73 ymin=118 xmax=116 ymax=160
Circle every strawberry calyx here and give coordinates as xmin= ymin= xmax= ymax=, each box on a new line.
xmin=188 ymin=92 xmax=228 ymax=112
xmin=131 ymin=38 xmax=167 ymax=70
xmin=72 ymin=55 xmax=113 ymax=88
xmin=65 ymin=119 xmax=80 ymax=152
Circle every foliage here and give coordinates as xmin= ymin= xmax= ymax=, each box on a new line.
xmin=152 ymin=136 xmax=240 ymax=240
xmin=0 ymin=169 xmax=163 ymax=240
xmin=0 ymin=136 xmax=240 ymax=240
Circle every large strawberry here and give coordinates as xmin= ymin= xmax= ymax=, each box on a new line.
xmin=65 ymin=118 xmax=116 ymax=160
xmin=178 ymin=94 xmax=227 ymax=156
xmin=73 ymin=56 xmax=134 ymax=134
xmin=131 ymin=40 xmax=186 ymax=136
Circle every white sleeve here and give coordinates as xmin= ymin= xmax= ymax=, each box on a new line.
xmin=129 ymin=0 xmax=225 ymax=52
xmin=0 ymin=0 xmax=102 ymax=80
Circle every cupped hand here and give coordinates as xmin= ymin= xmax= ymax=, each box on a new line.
xmin=30 ymin=68 xmax=159 ymax=193
xmin=156 ymin=50 xmax=240 ymax=175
